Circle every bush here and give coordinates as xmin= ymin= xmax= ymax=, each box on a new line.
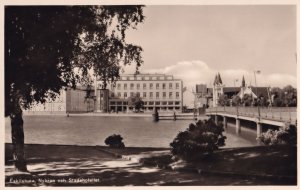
xmin=105 ymin=134 xmax=125 ymax=148
xmin=258 ymin=124 xmax=297 ymax=146
xmin=170 ymin=119 xmax=226 ymax=161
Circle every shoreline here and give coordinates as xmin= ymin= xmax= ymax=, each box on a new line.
xmin=22 ymin=112 xmax=209 ymax=118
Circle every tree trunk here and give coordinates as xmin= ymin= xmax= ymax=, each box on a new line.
xmin=10 ymin=111 xmax=27 ymax=172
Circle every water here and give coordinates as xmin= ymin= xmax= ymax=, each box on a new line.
xmin=5 ymin=115 xmax=257 ymax=148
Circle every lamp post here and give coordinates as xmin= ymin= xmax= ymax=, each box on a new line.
xmin=253 ymin=70 xmax=261 ymax=119
xmin=233 ymin=79 xmax=239 ymax=87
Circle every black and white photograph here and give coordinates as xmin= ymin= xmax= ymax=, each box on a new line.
xmin=2 ymin=0 xmax=298 ymax=188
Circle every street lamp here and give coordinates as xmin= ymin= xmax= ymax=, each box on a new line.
xmin=233 ymin=79 xmax=239 ymax=87
xmin=253 ymin=70 xmax=261 ymax=119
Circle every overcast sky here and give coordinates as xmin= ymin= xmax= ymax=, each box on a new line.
xmin=123 ymin=5 xmax=296 ymax=106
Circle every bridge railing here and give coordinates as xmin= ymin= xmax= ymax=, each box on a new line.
xmin=206 ymin=106 xmax=297 ymax=124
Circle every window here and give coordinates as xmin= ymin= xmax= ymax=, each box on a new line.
xmin=124 ymin=83 xmax=127 ymax=90
xmin=175 ymin=101 xmax=180 ymax=105
xmin=163 ymin=92 xmax=166 ymax=98
xmin=117 ymin=92 xmax=121 ymax=97
xmin=117 ymin=84 xmax=121 ymax=90
xmin=168 ymin=101 xmax=173 ymax=105
xmin=130 ymin=83 xmax=134 ymax=90
xmin=136 ymin=92 xmax=140 ymax=97
xmin=137 ymin=84 xmax=140 ymax=90
xmin=169 ymin=92 xmax=173 ymax=98
xmin=162 ymin=101 xmax=167 ymax=105
xmin=143 ymin=92 xmax=146 ymax=98
xmin=169 ymin=83 xmax=173 ymax=89
xmin=111 ymin=92 xmax=115 ymax=98
xmin=127 ymin=77 xmax=130 ymax=80
xmin=156 ymin=92 xmax=159 ymax=98
xmin=143 ymin=83 xmax=146 ymax=89
xmin=176 ymin=83 xmax=179 ymax=89
xmin=155 ymin=101 xmax=160 ymax=105
xmin=124 ymin=92 xmax=127 ymax=98
xmin=130 ymin=92 xmax=134 ymax=97
xmin=150 ymin=92 xmax=153 ymax=98
xmin=162 ymin=83 xmax=166 ymax=89
xmin=149 ymin=101 xmax=154 ymax=105
xmin=150 ymin=83 xmax=153 ymax=89
xmin=156 ymin=83 xmax=159 ymax=89
xmin=142 ymin=77 xmax=145 ymax=80
xmin=176 ymin=92 xmax=180 ymax=99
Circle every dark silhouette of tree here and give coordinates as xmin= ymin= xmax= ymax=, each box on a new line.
xmin=84 ymin=84 xmax=94 ymax=112
xmin=218 ymin=94 xmax=229 ymax=106
xmin=231 ymin=95 xmax=241 ymax=106
xmin=242 ymin=94 xmax=253 ymax=107
xmin=128 ymin=94 xmax=144 ymax=112
xmin=271 ymin=86 xmax=297 ymax=107
xmin=5 ymin=6 xmax=144 ymax=171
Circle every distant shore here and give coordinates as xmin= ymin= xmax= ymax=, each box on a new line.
xmin=22 ymin=111 xmax=208 ymax=118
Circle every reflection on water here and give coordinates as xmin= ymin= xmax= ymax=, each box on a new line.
xmin=5 ymin=115 xmax=257 ymax=148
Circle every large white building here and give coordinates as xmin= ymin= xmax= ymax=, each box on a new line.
xmin=96 ymin=73 xmax=184 ymax=113
xmin=24 ymin=73 xmax=184 ymax=114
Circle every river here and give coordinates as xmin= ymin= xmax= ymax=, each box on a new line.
xmin=5 ymin=115 xmax=258 ymax=148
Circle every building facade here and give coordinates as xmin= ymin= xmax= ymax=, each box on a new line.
xmin=24 ymin=73 xmax=184 ymax=113
xmin=211 ymin=73 xmax=270 ymax=107
xmin=23 ymin=89 xmax=67 ymax=114
xmin=95 ymin=73 xmax=184 ymax=112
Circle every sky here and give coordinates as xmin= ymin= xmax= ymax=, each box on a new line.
xmin=123 ymin=5 xmax=297 ymax=107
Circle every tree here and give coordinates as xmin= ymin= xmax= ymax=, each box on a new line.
xmin=170 ymin=119 xmax=226 ymax=161
xmin=5 ymin=6 xmax=144 ymax=171
xmin=231 ymin=95 xmax=241 ymax=106
xmin=105 ymin=134 xmax=125 ymax=148
xmin=242 ymin=94 xmax=253 ymax=107
xmin=128 ymin=93 xmax=144 ymax=112
xmin=218 ymin=94 xmax=229 ymax=106
xmin=282 ymin=85 xmax=297 ymax=107
xmin=258 ymin=124 xmax=297 ymax=146
xmin=271 ymin=86 xmax=297 ymax=107
xmin=84 ymin=84 xmax=95 ymax=112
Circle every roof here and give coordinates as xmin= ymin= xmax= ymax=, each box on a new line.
xmin=249 ymin=86 xmax=270 ymax=98
xmin=223 ymin=87 xmax=241 ymax=93
xmin=196 ymin=84 xmax=207 ymax=93
xmin=213 ymin=73 xmax=223 ymax=85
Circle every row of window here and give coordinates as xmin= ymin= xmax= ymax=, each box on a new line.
xmin=110 ymin=101 xmax=181 ymax=106
xmin=112 ymin=91 xmax=181 ymax=99
xmin=116 ymin=82 xmax=180 ymax=90
xmin=121 ymin=76 xmax=173 ymax=81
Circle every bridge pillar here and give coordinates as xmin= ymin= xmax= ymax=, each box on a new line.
xmin=256 ymin=122 xmax=262 ymax=138
xmin=223 ymin=116 xmax=227 ymax=129
xmin=215 ymin=115 xmax=218 ymax=124
xmin=236 ymin=118 xmax=241 ymax=134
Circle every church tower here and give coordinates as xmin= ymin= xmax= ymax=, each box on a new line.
xmin=212 ymin=72 xmax=224 ymax=107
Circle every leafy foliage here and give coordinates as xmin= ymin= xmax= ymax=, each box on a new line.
xmin=271 ymin=85 xmax=297 ymax=107
xmin=231 ymin=95 xmax=241 ymax=106
xmin=258 ymin=124 xmax=297 ymax=146
xmin=5 ymin=5 xmax=144 ymax=171
xmin=5 ymin=6 xmax=144 ymax=116
xmin=105 ymin=134 xmax=125 ymax=148
xmin=241 ymin=94 xmax=253 ymax=107
xmin=127 ymin=93 xmax=144 ymax=112
xmin=218 ymin=94 xmax=230 ymax=106
xmin=170 ymin=119 xmax=226 ymax=161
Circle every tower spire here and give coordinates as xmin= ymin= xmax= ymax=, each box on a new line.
xmin=242 ymin=75 xmax=245 ymax=87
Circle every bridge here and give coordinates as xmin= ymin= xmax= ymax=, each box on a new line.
xmin=205 ymin=106 xmax=297 ymax=138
